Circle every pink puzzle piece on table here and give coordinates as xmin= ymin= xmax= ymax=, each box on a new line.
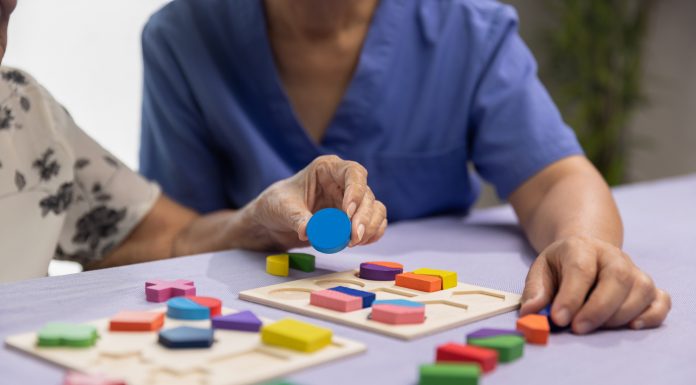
xmin=310 ymin=289 xmax=362 ymax=312
xmin=145 ymin=279 xmax=196 ymax=303
xmin=371 ymin=304 xmax=425 ymax=325
xmin=63 ymin=371 xmax=126 ymax=385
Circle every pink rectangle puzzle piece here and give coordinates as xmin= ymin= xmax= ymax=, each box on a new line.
xmin=371 ymin=304 xmax=425 ymax=325
xmin=310 ymin=289 xmax=362 ymax=312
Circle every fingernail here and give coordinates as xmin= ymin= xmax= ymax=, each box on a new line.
xmin=632 ymin=320 xmax=645 ymax=330
xmin=347 ymin=202 xmax=357 ymax=218
xmin=357 ymin=224 xmax=365 ymax=242
xmin=575 ymin=321 xmax=593 ymax=334
xmin=555 ymin=307 xmax=571 ymax=326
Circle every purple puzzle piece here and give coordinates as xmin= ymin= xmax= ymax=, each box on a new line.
xmin=145 ymin=279 xmax=196 ymax=303
xmin=211 ymin=310 xmax=262 ymax=332
xmin=466 ymin=328 xmax=523 ymax=341
xmin=359 ymin=263 xmax=403 ymax=281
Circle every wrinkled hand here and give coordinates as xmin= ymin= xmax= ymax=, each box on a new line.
xmin=519 ymin=236 xmax=671 ymax=334
xmin=241 ymin=155 xmax=387 ymax=251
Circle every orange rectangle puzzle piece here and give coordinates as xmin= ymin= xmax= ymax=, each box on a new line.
xmin=395 ymin=273 xmax=442 ymax=292
xmin=109 ymin=311 xmax=165 ymax=332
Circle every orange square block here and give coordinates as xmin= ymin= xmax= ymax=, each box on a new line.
xmin=310 ymin=289 xmax=362 ymax=312
xmin=109 ymin=311 xmax=165 ymax=332
xmin=395 ymin=273 xmax=442 ymax=292
xmin=516 ymin=314 xmax=550 ymax=345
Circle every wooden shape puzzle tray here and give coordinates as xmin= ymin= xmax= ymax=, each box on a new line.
xmin=239 ymin=270 xmax=521 ymax=340
xmin=4 ymin=307 xmax=365 ymax=385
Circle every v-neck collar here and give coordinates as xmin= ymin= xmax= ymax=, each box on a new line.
xmin=233 ymin=0 xmax=407 ymax=168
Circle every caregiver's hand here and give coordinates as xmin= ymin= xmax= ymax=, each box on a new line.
xmin=519 ymin=235 xmax=671 ymax=334
xmin=240 ymin=155 xmax=387 ymax=251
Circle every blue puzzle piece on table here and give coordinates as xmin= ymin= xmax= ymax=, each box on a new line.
xmin=540 ymin=304 xmax=569 ymax=333
xmin=158 ymin=326 xmax=214 ymax=349
xmin=212 ymin=310 xmax=263 ymax=332
xmin=306 ymin=208 xmax=351 ymax=254
xmin=166 ymin=297 xmax=210 ymax=320
xmin=372 ymin=299 xmax=425 ymax=308
xmin=329 ymin=286 xmax=376 ymax=308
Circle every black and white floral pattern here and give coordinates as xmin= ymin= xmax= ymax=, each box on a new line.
xmin=39 ymin=182 xmax=74 ymax=216
xmin=0 ymin=67 xmax=159 ymax=280
xmin=33 ymin=148 xmax=61 ymax=181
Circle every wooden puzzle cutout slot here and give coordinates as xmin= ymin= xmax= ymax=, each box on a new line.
xmin=314 ymin=279 xmax=365 ymax=289
xmin=148 ymin=368 xmax=206 ymax=385
xmin=372 ymin=287 xmax=418 ymax=299
xmin=208 ymin=348 xmax=289 ymax=372
xmin=450 ymin=290 xmax=506 ymax=303
xmin=268 ymin=288 xmax=313 ymax=300
xmin=421 ymin=300 xmax=469 ymax=318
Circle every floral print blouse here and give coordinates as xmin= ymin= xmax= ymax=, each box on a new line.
xmin=0 ymin=67 xmax=160 ymax=283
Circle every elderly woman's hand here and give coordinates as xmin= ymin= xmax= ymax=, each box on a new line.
xmin=519 ymin=235 xmax=671 ymax=333
xmin=239 ymin=155 xmax=387 ymax=251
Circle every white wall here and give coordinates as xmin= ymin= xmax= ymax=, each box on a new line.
xmin=5 ymin=1 xmax=170 ymax=276
xmin=3 ymin=0 xmax=171 ymax=169
xmin=509 ymin=0 xmax=696 ymax=184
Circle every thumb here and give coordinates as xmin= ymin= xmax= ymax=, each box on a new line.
xmin=519 ymin=257 xmax=555 ymax=316
xmin=288 ymin=207 xmax=312 ymax=242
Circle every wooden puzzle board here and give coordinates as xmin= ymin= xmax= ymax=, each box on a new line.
xmin=4 ymin=307 xmax=365 ymax=385
xmin=239 ymin=270 xmax=522 ymax=340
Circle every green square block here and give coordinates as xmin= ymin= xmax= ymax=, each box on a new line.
xmin=468 ymin=335 xmax=525 ymax=363
xmin=261 ymin=380 xmax=297 ymax=385
xmin=37 ymin=322 xmax=98 ymax=348
xmin=288 ymin=253 xmax=315 ymax=272
xmin=419 ymin=363 xmax=480 ymax=385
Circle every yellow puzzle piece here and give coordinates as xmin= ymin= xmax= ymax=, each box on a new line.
xmin=413 ymin=268 xmax=458 ymax=290
xmin=266 ymin=254 xmax=289 ymax=277
xmin=261 ymin=318 xmax=332 ymax=353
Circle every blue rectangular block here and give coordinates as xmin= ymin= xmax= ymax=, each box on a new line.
xmin=540 ymin=304 xmax=568 ymax=333
xmin=328 ymin=286 xmax=376 ymax=308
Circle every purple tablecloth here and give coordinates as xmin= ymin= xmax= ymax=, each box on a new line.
xmin=2 ymin=174 xmax=695 ymax=385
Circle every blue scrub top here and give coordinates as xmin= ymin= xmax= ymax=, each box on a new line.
xmin=140 ymin=0 xmax=583 ymax=221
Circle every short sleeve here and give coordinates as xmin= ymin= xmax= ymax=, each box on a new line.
xmin=139 ymin=15 xmax=230 ymax=213
xmin=35 ymin=85 xmax=161 ymax=265
xmin=468 ymin=6 xmax=583 ymax=199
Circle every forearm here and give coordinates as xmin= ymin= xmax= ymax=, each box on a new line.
xmin=171 ymin=207 xmax=263 ymax=256
xmin=86 ymin=196 xmax=257 ymax=269
xmin=510 ymin=156 xmax=623 ymax=252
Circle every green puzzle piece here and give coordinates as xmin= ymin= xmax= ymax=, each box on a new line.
xmin=37 ymin=322 xmax=98 ymax=348
xmin=467 ymin=334 xmax=525 ymax=362
xmin=288 ymin=253 xmax=315 ymax=272
xmin=419 ymin=363 xmax=480 ymax=385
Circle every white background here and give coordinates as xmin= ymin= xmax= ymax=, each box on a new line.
xmin=4 ymin=0 xmax=171 ymax=275
xmin=4 ymin=0 xmax=171 ymax=169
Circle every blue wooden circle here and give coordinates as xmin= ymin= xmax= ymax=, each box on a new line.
xmin=306 ymin=208 xmax=351 ymax=254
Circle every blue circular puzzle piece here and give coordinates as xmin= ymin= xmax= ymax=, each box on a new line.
xmin=166 ymin=297 xmax=210 ymax=320
xmin=372 ymin=299 xmax=425 ymax=308
xmin=306 ymin=208 xmax=351 ymax=254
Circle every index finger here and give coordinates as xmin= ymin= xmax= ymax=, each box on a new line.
xmin=551 ymin=251 xmax=598 ymax=327
xmin=340 ymin=161 xmax=369 ymax=218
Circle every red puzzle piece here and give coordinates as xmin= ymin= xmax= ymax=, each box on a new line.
xmin=436 ymin=342 xmax=498 ymax=373
xmin=109 ymin=311 xmax=165 ymax=332
xmin=145 ymin=279 xmax=196 ymax=303
xmin=184 ymin=296 xmax=223 ymax=317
